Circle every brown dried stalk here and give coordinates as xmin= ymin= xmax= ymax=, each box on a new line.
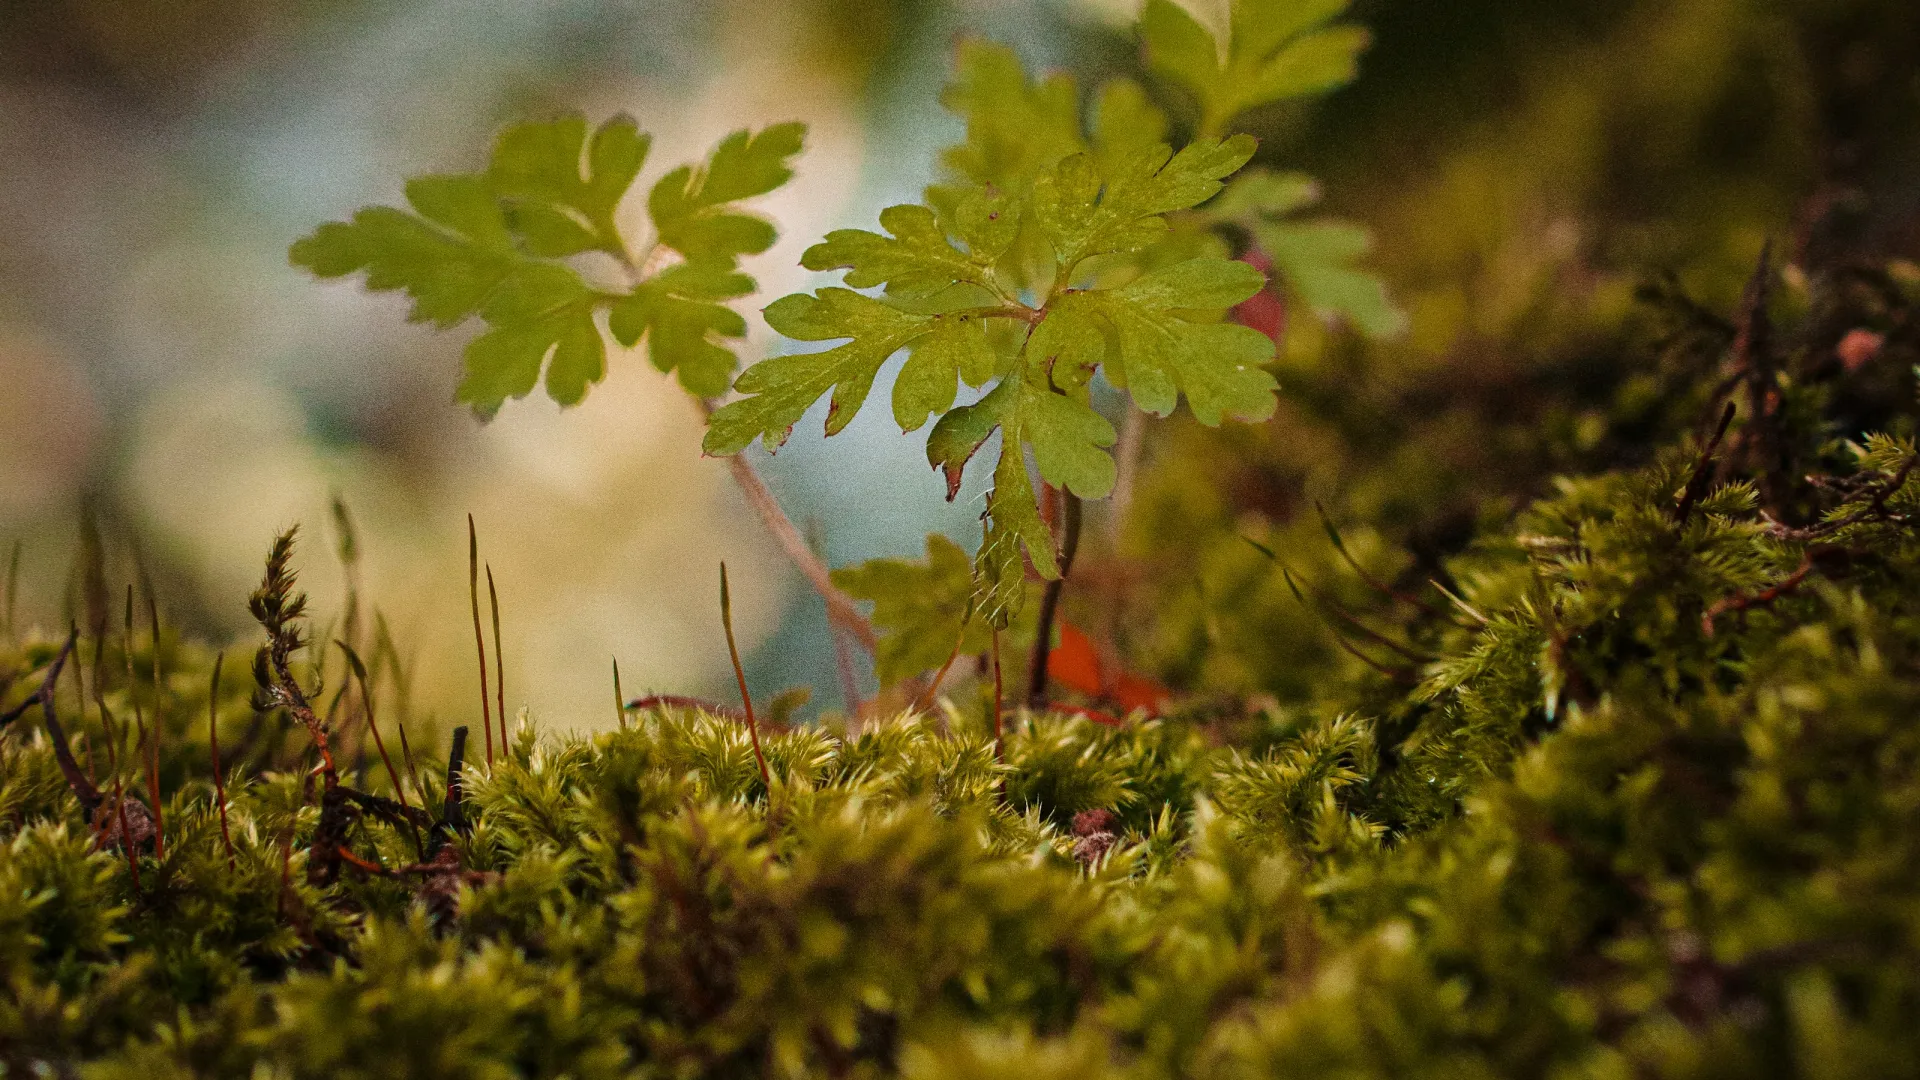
xmin=719 ymin=563 xmax=771 ymax=792
xmin=487 ymin=564 xmax=507 ymax=755
xmin=1027 ymin=491 xmax=1083 ymax=709
xmin=697 ymin=398 xmax=876 ymax=653
xmin=467 ymin=516 xmax=493 ymax=767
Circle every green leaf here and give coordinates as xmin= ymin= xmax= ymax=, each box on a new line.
xmin=294 ymin=115 xmax=806 ymax=418
xmin=1213 ymin=168 xmax=1321 ymax=219
xmin=802 ymin=204 xmax=992 ymax=300
xmin=894 ymin=314 xmax=1000 ymax=433
xmin=1023 ymin=384 xmax=1117 ymax=500
xmin=1252 ymin=219 xmax=1405 ymax=339
xmin=925 ymin=375 xmax=1111 ymax=588
xmin=1025 ymin=306 xmax=1106 ymax=393
xmin=456 ymin=263 xmax=605 ymax=417
xmin=703 ymin=290 xmax=942 ymax=455
xmin=290 ymin=175 xmax=518 ymax=328
xmin=607 ymin=261 xmax=753 ymax=399
xmin=1211 ymin=168 xmax=1403 ymax=339
xmin=980 ymin=420 xmax=1058 ymax=608
xmin=927 ymin=377 xmax=1019 ymax=501
xmin=832 ymin=534 xmax=997 ymax=688
xmin=1141 ymin=0 xmax=1370 ymax=136
xmin=1090 ymin=78 xmax=1170 ymax=178
xmin=649 ymin=123 xmax=806 ymax=264
xmin=937 ymin=41 xmax=1085 ymax=192
xmin=1033 ymin=135 xmax=1257 ymax=270
xmin=1065 ymin=257 xmax=1278 ymax=425
xmin=488 ymin=114 xmax=649 ymax=258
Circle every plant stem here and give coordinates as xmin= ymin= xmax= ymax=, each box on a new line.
xmin=612 ymin=657 xmax=627 ymax=731
xmin=466 ymin=516 xmax=492 ymax=768
xmin=720 ymin=563 xmax=771 ymax=792
xmin=1026 ymin=492 xmax=1084 ymax=708
xmin=699 ymin=399 xmax=877 ymax=652
xmin=487 ymin=565 xmax=506 ymax=755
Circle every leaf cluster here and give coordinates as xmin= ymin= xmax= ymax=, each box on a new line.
xmin=292 ymin=115 xmax=804 ymax=416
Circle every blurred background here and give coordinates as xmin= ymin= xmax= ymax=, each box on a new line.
xmin=2 ymin=0 xmax=1916 ymax=732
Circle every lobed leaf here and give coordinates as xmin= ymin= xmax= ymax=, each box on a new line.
xmin=1059 ymin=258 xmax=1278 ymax=425
xmin=703 ymin=290 xmax=944 ymax=454
xmin=1141 ymin=0 xmax=1370 ymax=136
xmin=937 ymin=40 xmax=1084 ymax=192
xmin=1033 ymin=135 xmax=1257 ymax=271
xmin=1211 ymin=168 xmax=1405 ymax=339
xmin=648 ymin=122 xmax=806 ymax=264
xmin=832 ymin=534 xmax=998 ymax=687
xmin=488 ymin=114 xmax=650 ymax=258
xmin=292 ymin=117 xmax=805 ymax=418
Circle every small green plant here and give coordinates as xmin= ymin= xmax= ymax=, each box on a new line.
xmin=289 ymin=0 xmax=1398 ymax=693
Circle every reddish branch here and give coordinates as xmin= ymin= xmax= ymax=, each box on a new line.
xmin=697 ymin=398 xmax=876 ymax=653
xmin=1702 ymin=554 xmax=1817 ymax=638
xmin=1027 ymin=491 xmax=1084 ymax=709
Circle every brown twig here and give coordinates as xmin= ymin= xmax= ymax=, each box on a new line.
xmin=1674 ymin=402 xmax=1740 ymax=527
xmin=487 ymin=564 xmax=506 ymax=755
xmin=1027 ymin=491 xmax=1083 ymax=708
xmin=208 ymin=652 xmax=235 ymax=867
xmin=1767 ymin=453 xmax=1919 ymax=541
xmin=1311 ymin=502 xmax=1446 ymax=620
xmin=698 ymin=399 xmax=875 ymax=652
xmin=435 ymin=726 xmax=470 ymax=851
xmin=914 ymin=621 xmax=971 ymax=714
xmin=467 ymin=516 xmax=493 ymax=768
xmin=719 ymin=563 xmax=771 ymax=792
xmin=30 ymin=629 xmax=96 ymax=812
xmin=1702 ymin=553 xmax=1817 ymax=638
xmin=612 ymin=657 xmax=628 ymax=731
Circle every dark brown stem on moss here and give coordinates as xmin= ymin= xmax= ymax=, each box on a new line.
xmin=468 ymin=516 xmax=493 ymax=768
xmin=33 ymin=629 xmax=97 ymax=813
xmin=487 ymin=564 xmax=506 ymax=755
xmin=1674 ymin=402 xmax=1739 ymax=527
xmin=435 ymin=725 xmax=469 ymax=852
xmin=1026 ymin=491 xmax=1083 ymax=709
xmin=1702 ymin=551 xmax=1819 ymax=637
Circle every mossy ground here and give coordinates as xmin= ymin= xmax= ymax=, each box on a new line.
xmin=4 ymin=264 xmax=1920 ymax=1078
